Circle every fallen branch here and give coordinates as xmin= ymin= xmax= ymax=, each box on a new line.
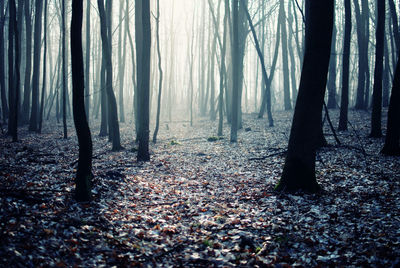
xmin=249 ymin=150 xmax=287 ymax=161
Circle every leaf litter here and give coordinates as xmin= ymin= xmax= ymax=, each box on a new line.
xmin=0 ymin=110 xmax=399 ymax=266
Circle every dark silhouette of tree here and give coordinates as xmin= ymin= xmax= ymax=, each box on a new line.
xmin=153 ymin=0 xmax=163 ymax=143
xmin=338 ymin=0 xmax=352 ymax=131
xmin=38 ymin=0 xmax=48 ymax=134
xmin=136 ymin=0 xmax=151 ymax=161
xmin=21 ymin=0 xmax=32 ymax=125
xmin=279 ymin=0 xmax=292 ymax=111
xmin=29 ymin=0 xmax=44 ymax=132
xmin=85 ymin=0 xmax=91 ymax=119
xmin=381 ymin=49 xmax=400 ymax=156
xmin=62 ymin=0 xmax=68 ymax=139
xmin=275 ymin=0 xmax=334 ymax=193
xmin=8 ymin=0 xmax=20 ymax=141
xmin=370 ymin=0 xmax=385 ymax=138
xmin=0 ymin=1 xmax=8 ymax=124
xmin=71 ymin=0 xmax=92 ymax=202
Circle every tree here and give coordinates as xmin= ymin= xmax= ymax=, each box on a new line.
xmin=370 ymin=0 xmax=385 ymax=138
xmin=338 ymin=0 xmax=352 ymax=131
xmin=71 ymin=0 xmax=92 ymax=202
xmin=29 ymin=0 xmax=44 ymax=132
xmin=153 ymin=0 xmax=163 ymax=143
xmin=85 ymin=0 xmax=91 ymax=119
xmin=117 ymin=0 xmax=126 ymax=123
xmin=21 ymin=0 xmax=32 ymax=125
xmin=327 ymin=24 xmax=337 ymax=109
xmin=275 ymin=0 xmax=334 ymax=193
xmin=98 ymin=0 xmax=122 ymax=151
xmin=8 ymin=0 xmax=20 ymax=141
xmin=62 ymin=0 xmax=68 ymax=138
xmin=381 ymin=49 xmax=400 ymax=156
xmin=0 ymin=0 xmax=8 ymax=124
xmin=136 ymin=0 xmax=151 ymax=161
xmin=279 ymin=0 xmax=292 ymax=111
xmin=38 ymin=0 xmax=48 ymax=134
xmin=230 ymin=0 xmax=240 ymax=142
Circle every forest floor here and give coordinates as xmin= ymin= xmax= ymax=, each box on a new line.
xmin=0 ymin=109 xmax=399 ymax=267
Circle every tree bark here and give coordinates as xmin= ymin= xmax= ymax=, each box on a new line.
xmin=0 ymin=1 xmax=8 ymax=124
xmin=153 ymin=0 xmax=163 ymax=143
xmin=276 ymin=0 xmax=333 ymax=193
xmin=71 ymin=0 xmax=92 ymax=202
xmin=98 ymin=0 xmax=122 ymax=151
xmin=280 ymin=0 xmax=292 ymax=111
xmin=29 ymin=0 xmax=44 ymax=132
xmin=370 ymin=0 xmax=385 ymax=138
xmin=338 ymin=0 xmax=351 ymax=131
xmin=136 ymin=0 xmax=151 ymax=161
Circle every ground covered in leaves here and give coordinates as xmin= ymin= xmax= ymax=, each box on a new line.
xmin=1 ymin=110 xmax=399 ymax=267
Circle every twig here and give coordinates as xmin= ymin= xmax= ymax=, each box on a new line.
xmin=249 ymin=150 xmax=287 ymax=161
xmin=323 ymin=101 xmax=341 ymax=145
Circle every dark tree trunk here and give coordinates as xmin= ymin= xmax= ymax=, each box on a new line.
xmin=62 ymin=0 xmax=68 ymax=138
xmin=381 ymin=49 xmax=400 ymax=155
xmin=388 ymin=0 xmax=400 ymax=54
xmin=338 ymin=0 xmax=351 ymax=131
xmin=0 ymin=1 xmax=8 ymax=123
xmin=370 ymin=0 xmax=385 ymax=138
xmin=280 ymin=0 xmax=292 ymax=111
xmin=383 ymin=35 xmax=390 ymax=108
xmin=85 ymin=0 xmax=91 ymax=119
xmin=354 ymin=0 xmax=366 ymax=110
xmin=136 ymin=0 xmax=151 ymax=161
xmin=38 ymin=0 xmax=48 ymax=134
xmin=275 ymin=0 xmax=333 ymax=193
xmin=8 ymin=0 xmax=20 ymax=141
xmin=153 ymin=0 xmax=163 ymax=143
xmin=29 ymin=0 xmax=43 ymax=131
xmin=98 ymin=0 xmax=122 ymax=151
xmin=71 ymin=0 xmax=92 ymax=202
xmin=21 ymin=0 xmax=32 ymax=125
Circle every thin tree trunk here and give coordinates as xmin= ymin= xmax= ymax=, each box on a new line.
xmin=71 ymin=0 xmax=92 ymax=202
xmin=370 ymin=0 xmax=385 ymax=138
xmin=29 ymin=0 xmax=44 ymax=132
xmin=0 ymin=1 xmax=8 ymax=123
xmin=153 ymin=0 xmax=163 ymax=143
xmin=39 ymin=0 xmax=48 ymax=134
xmin=338 ymin=0 xmax=351 ymax=131
xmin=280 ymin=0 xmax=292 ymax=111
xmin=85 ymin=0 xmax=91 ymax=119
xmin=62 ymin=0 xmax=68 ymax=138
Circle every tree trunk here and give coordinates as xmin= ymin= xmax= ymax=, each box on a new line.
xmin=338 ymin=0 xmax=351 ymax=131
xmin=21 ymin=0 xmax=32 ymax=125
xmin=8 ymin=0 xmax=20 ymax=141
xmin=230 ymin=0 xmax=240 ymax=142
xmin=38 ymin=0 xmax=48 ymax=134
xmin=280 ymin=0 xmax=292 ymax=111
xmin=29 ymin=0 xmax=43 ymax=132
xmin=0 ymin=1 xmax=8 ymax=124
xmin=327 ymin=24 xmax=337 ymax=109
xmin=62 ymin=0 xmax=68 ymax=138
xmin=98 ymin=0 xmax=122 ymax=151
xmin=136 ymin=0 xmax=151 ymax=161
xmin=354 ymin=0 xmax=366 ymax=110
xmin=370 ymin=0 xmax=385 ymax=138
xmin=276 ymin=0 xmax=333 ymax=193
xmin=153 ymin=0 xmax=163 ymax=143
xmin=381 ymin=49 xmax=400 ymax=155
xmin=85 ymin=0 xmax=91 ymax=119
xmin=71 ymin=0 xmax=92 ymax=202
